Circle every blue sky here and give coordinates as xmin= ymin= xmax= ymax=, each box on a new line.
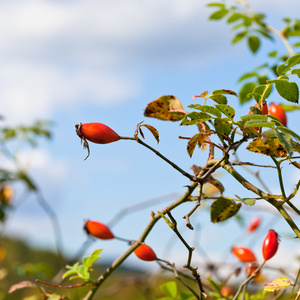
xmin=2 ymin=0 xmax=300 ymax=274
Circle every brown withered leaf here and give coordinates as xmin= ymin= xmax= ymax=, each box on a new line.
xmin=135 ymin=123 xmax=159 ymax=143
xmin=197 ymin=122 xmax=211 ymax=151
xmin=291 ymin=161 xmax=300 ymax=169
xmin=187 ymin=133 xmax=210 ymax=157
xmin=144 ymin=95 xmax=187 ymax=121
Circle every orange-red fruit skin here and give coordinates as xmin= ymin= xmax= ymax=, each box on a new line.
xmin=248 ymin=101 xmax=268 ymax=131
xmin=247 ymin=217 xmax=261 ymax=233
xmin=262 ymin=230 xmax=279 ymax=261
xmin=232 ymin=246 xmax=257 ymax=263
xmin=221 ymin=286 xmax=232 ymax=297
xmin=84 ymin=220 xmax=114 ymax=240
xmin=134 ymin=244 xmax=157 ymax=261
xmin=80 ymin=123 xmax=120 ymax=144
xmin=268 ymin=103 xmax=287 ymax=126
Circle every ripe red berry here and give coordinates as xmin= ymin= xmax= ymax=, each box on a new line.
xmin=268 ymin=103 xmax=287 ymax=126
xmin=75 ymin=122 xmax=120 ymax=144
xmin=262 ymin=229 xmax=279 ymax=261
xmin=84 ymin=220 xmax=114 ymax=240
xmin=247 ymin=217 xmax=261 ymax=233
xmin=248 ymin=101 xmax=268 ymax=131
xmin=134 ymin=244 xmax=157 ymax=261
xmin=232 ymin=246 xmax=257 ymax=263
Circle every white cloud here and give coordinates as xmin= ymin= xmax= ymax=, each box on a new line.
xmin=0 ymin=0 xmax=299 ymax=124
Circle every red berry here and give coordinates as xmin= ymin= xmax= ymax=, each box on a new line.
xmin=262 ymin=229 xmax=279 ymax=260
xmin=248 ymin=101 xmax=268 ymax=131
xmin=268 ymin=103 xmax=287 ymax=126
xmin=247 ymin=217 xmax=261 ymax=233
xmin=76 ymin=122 xmax=120 ymax=144
xmin=84 ymin=220 xmax=114 ymax=240
xmin=232 ymin=246 xmax=257 ymax=263
xmin=134 ymin=244 xmax=157 ymax=261
xmin=221 ymin=286 xmax=232 ymax=297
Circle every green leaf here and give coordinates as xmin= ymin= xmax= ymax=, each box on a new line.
xmin=238 ymin=72 xmax=258 ymax=83
xmin=178 ymin=291 xmax=196 ymax=300
xmin=210 ymin=199 xmax=241 ymax=223
xmin=62 ymin=249 xmax=102 ymax=282
xmin=160 ymin=281 xmax=177 ymax=298
xmin=256 ymin=29 xmax=273 ymax=40
xmin=286 ymin=30 xmax=300 ymax=37
xmin=274 ymin=80 xmax=299 ymax=103
xmin=209 ymin=9 xmax=229 ymax=20
xmin=236 ymin=196 xmax=256 ymax=206
xmin=241 ymin=114 xmax=268 ymax=121
xmin=232 ymin=31 xmax=248 ymax=44
xmin=180 ymin=112 xmax=213 ymax=125
xmin=239 ymin=82 xmax=256 ymax=104
xmin=291 ymin=68 xmax=300 ymax=78
xmin=247 ymin=84 xmax=272 ymax=102
xmin=17 ymin=172 xmax=37 ymax=191
xmin=248 ymin=36 xmax=260 ymax=54
xmin=274 ymin=129 xmax=294 ymax=157
xmin=268 ymin=51 xmax=278 ymax=57
xmin=207 ymin=94 xmax=227 ymax=104
xmin=267 ymin=114 xmax=285 ymax=126
xmin=276 ymin=54 xmax=300 ymax=75
xmin=212 ymin=89 xmax=237 ymax=96
xmin=227 ymin=13 xmax=243 ymax=23
xmin=207 ymin=277 xmax=221 ymax=294
xmin=187 ymin=104 xmax=222 ymax=118
xmin=278 ymin=103 xmax=300 ymax=111
xmin=207 ymin=3 xmax=226 ymax=8
xmin=214 ymin=118 xmax=232 ymax=136
xmin=278 ymin=126 xmax=300 ymax=141
xmin=83 ymin=249 xmax=102 ymax=270
xmin=215 ymin=104 xmax=235 ymax=119
xmin=245 ymin=120 xmax=275 ymax=128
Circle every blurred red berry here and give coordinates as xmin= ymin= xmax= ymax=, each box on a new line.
xmin=84 ymin=220 xmax=114 ymax=240
xmin=245 ymin=262 xmax=260 ymax=277
xmin=232 ymin=246 xmax=257 ymax=263
xmin=221 ymin=286 xmax=232 ymax=297
xmin=76 ymin=122 xmax=120 ymax=144
xmin=247 ymin=217 xmax=261 ymax=233
xmin=262 ymin=229 xmax=279 ymax=260
xmin=134 ymin=244 xmax=157 ymax=261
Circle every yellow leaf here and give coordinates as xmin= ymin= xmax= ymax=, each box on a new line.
xmin=264 ymin=277 xmax=292 ymax=292
xmin=144 ymin=95 xmax=187 ymax=121
xmin=247 ymin=137 xmax=288 ymax=157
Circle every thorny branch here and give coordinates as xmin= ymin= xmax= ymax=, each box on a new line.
xmin=165 ymin=209 xmax=206 ymax=299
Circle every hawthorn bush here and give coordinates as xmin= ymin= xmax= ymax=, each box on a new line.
xmin=5 ymin=1 xmax=300 ymax=300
